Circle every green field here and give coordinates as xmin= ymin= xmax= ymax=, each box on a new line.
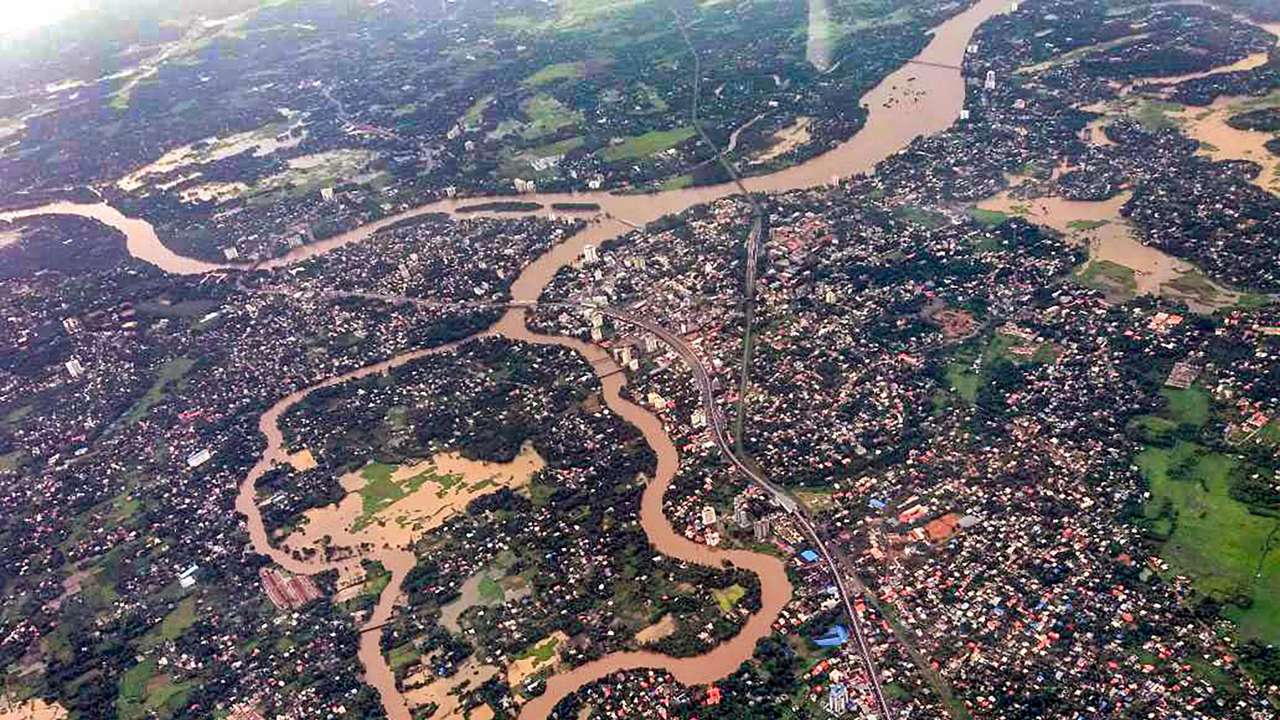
xmin=517 ymin=636 xmax=560 ymax=664
xmin=388 ymin=642 xmax=421 ymax=673
xmin=5 ymin=404 xmax=32 ymax=424
xmin=1257 ymin=420 xmax=1280 ymax=447
xmin=363 ymin=560 xmax=391 ymax=598
xmin=160 ymin=597 xmax=197 ymax=640
xmin=601 ymin=127 xmax=696 ymax=162
xmin=942 ymin=333 xmax=1054 ymax=404
xmin=116 ymin=660 xmax=193 ymax=720
xmin=968 ymin=207 xmax=1011 ymax=227
xmin=461 ymin=95 xmax=493 ymax=129
xmin=945 ymin=363 xmax=981 ymax=402
xmin=794 ymin=487 xmax=838 ymax=511
xmin=556 ymin=0 xmax=645 ymax=27
xmin=712 ymin=583 xmax=746 ymax=612
xmin=1076 ymin=259 xmax=1137 ymax=295
xmin=659 ymin=173 xmax=694 ymax=190
xmin=1066 ymin=219 xmax=1109 ymax=232
xmin=1140 ymin=441 xmax=1280 ymax=642
xmin=893 ymin=205 xmax=948 ymax=229
xmin=1132 ymin=99 xmax=1184 ymax=132
xmin=1164 ymin=272 xmax=1223 ymax=306
xmin=1161 ymin=386 xmax=1210 ymax=427
xmin=109 ymin=90 xmax=133 ymax=112
xmin=523 ymin=61 xmax=587 ymax=86
xmin=478 ymin=576 xmax=505 ymax=603
xmin=518 ymin=94 xmax=582 ymax=140
xmin=0 ymin=450 xmax=26 ymax=472
xmin=500 ymin=136 xmax=585 ymax=177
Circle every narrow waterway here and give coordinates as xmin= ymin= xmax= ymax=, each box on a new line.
xmin=1 ymin=0 xmax=1014 ymax=717
xmin=232 ymin=333 xmax=485 ymax=720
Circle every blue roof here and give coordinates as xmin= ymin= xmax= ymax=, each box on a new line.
xmin=814 ymin=624 xmax=850 ymax=648
xmin=799 ymin=549 xmax=820 ymax=563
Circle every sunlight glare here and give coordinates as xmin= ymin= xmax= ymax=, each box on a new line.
xmin=1 ymin=0 xmax=92 ymax=35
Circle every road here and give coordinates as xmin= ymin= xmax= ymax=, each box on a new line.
xmin=672 ymin=9 xmax=767 ymax=453
xmin=590 ymin=304 xmax=893 ymax=720
xmin=258 ymin=284 xmax=893 ymax=718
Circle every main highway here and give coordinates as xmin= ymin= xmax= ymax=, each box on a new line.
xmin=588 ymin=303 xmax=894 ymax=720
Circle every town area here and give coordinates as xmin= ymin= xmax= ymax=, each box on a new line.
xmin=1 ymin=0 xmax=1280 ymax=719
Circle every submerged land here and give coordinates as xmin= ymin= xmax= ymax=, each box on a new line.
xmin=1 ymin=1 xmax=1280 ymax=720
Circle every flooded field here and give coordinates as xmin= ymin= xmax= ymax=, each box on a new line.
xmin=1176 ymin=95 xmax=1280 ymax=195
xmin=0 ymin=699 xmax=67 ymax=720
xmin=117 ymin=114 xmax=305 ymax=193
xmin=6 ymin=0 xmax=1015 ymax=717
xmin=403 ymin=658 xmax=499 ymax=720
xmin=282 ymin=444 xmax=544 ymax=557
xmin=0 ymin=228 xmax=21 ymax=249
xmin=634 ymin=614 xmax=677 ymax=645
xmin=439 ymin=565 xmax=531 ymax=634
xmin=507 ymin=632 xmax=569 ymax=688
xmin=977 ymin=190 xmax=1238 ymax=310
xmin=755 ymin=117 xmax=813 ymax=162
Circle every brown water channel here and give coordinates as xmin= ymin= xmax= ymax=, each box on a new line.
xmin=0 ymin=0 xmax=1013 ymax=716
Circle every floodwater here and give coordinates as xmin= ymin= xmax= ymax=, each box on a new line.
xmin=633 ymin=614 xmax=677 ymax=645
xmin=275 ymin=445 xmax=544 ymax=718
xmin=1012 ymin=9 xmax=1280 ymax=309
xmin=977 ymin=190 xmax=1237 ymax=310
xmin=1174 ymin=96 xmax=1280 ymax=195
xmin=117 ymin=117 xmax=305 ymax=193
xmin=403 ymin=657 xmax=499 ymax=719
xmin=5 ymin=0 xmax=1015 ymax=716
xmin=0 ymin=201 xmax=224 ymax=275
xmin=494 ymin=305 xmax=794 ymax=720
xmin=1079 ymin=18 xmax=1280 ymax=198
xmin=232 ymin=334 xmax=482 ymax=720
xmin=0 ymin=699 xmax=66 ymax=720
xmin=1147 ymin=50 xmax=1272 ymax=85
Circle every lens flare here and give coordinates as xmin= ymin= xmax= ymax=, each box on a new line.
xmin=0 ymin=0 xmax=89 ymax=35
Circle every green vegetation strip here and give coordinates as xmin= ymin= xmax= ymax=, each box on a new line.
xmin=517 ymin=637 xmax=560 ymax=666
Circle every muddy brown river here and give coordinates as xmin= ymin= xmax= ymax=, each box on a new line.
xmin=2 ymin=0 xmax=1013 ymax=716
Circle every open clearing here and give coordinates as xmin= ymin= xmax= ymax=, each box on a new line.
xmin=1140 ymin=441 xmax=1280 ymax=643
xmin=601 ymin=127 xmax=696 ymax=162
xmin=712 ymin=583 xmax=746 ymax=612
